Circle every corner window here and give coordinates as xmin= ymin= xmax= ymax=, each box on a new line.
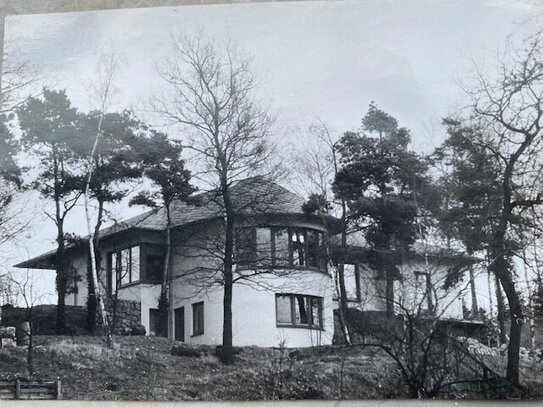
xmin=275 ymin=294 xmax=323 ymax=329
xmin=192 ymin=302 xmax=204 ymax=336
xmin=108 ymin=246 xmax=140 ymax=293
xmin=235 ymin=226 xmax=326 ymax=272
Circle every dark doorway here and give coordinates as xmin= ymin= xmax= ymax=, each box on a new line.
xmin=174 ymin=307 xmax=185 ymax=342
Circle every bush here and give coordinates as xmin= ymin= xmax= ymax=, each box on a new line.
xmin=171 ymin=344 xmax=202 ymax=358
xmin=131 ymin=325 xmax=146 ymax=336
xmin=251 ymin=346 xmax=325 ymax=400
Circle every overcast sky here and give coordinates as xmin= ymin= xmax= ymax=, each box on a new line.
xmin=3 ymin=0 xmax=543 ymax=303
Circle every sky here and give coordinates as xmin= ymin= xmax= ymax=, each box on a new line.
xmin=2 ymin=0 xmax=543 ymax=304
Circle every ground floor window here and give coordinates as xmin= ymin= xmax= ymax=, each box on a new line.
xmin=149 ymin=308 xmax=160 ymax=336
xmin=275 ymin=294 xmax=323 ymax=329
xmin=192 ymin=302 xmax=204 ymax=336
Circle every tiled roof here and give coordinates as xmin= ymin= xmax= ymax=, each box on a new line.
xmin=98 ymin=177 xmax=305 ymax=238
xmin=15 ymin=178 xmax=307 ymax=269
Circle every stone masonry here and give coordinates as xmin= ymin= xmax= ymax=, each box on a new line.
xmin=100 ymin=299 xmax=141 ymax=335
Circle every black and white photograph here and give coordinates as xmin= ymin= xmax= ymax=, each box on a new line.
xmin=0 ymin=0 xmax=543 ymax=401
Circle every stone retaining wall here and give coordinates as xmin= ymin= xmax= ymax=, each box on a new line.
xmin=100 ymin=299 xmax=141 ymax=335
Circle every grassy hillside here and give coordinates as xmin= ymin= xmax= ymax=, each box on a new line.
xmin=0 ymin=336 xmax=402 ymax=400
xmin=0 ymin=335 xmax=542 ymax=400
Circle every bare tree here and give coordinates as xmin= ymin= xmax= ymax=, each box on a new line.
xmin=464 ymin=31 xmax=543 ymax=386
xmin=7 ymin=269 xmax=46 ymax=375
xmin=290 ymin=121 xmax=352 ymax=344
xmin=154 ymin=33 xmax=275 ymax=364
xmin=81 ymin=52 xmax=124 ymax=345
xmin=1 ymin=48 xmax=41 ymax=113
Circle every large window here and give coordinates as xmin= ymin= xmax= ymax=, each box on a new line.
xmin=192 ymin=302 xmax=204 ymax=336
xmin=235 ymin=226 xmax=326 ymax=271
xmin=108 ymin=246 xmax=140 ymax=293
xmin=275 ymin=294 xmax=323 ymax=329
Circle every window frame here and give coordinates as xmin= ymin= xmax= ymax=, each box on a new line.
xmin=192 ymin=301 xmax=204 ymax=336
xmin=235 ymin=226 xmax=327 ymax=273
xmin=275 ymin=293 xmax=324 ymax=330
xmin=107 ymin=245 xmax=141 ymax=294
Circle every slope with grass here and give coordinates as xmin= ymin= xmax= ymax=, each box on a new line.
xmin=1 ymin=335 xmax=542 ymax=400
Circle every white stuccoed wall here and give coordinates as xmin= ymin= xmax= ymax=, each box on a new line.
xmin=167 ymin=269 xmax=334 ymax=347
xmin=65 ymin=219 xmax=337 ymax=346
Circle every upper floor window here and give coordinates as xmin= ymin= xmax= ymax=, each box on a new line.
xmin=108 ymin=246 xmax=140 ymax=293
xmin=236 ymin=226 xmax=327 ymax=272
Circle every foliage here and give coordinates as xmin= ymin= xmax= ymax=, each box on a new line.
xmin=333 ymin=103 xmax=434 ymax=252
xmin=130 ymin=131 xmax=194 ymax=338
xmin=16 ymin=88 xmax=85 ymax=334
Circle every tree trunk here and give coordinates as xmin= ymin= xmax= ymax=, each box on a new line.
xmin=87 ymin=199 xmax=104 ymax=334
xmin=86 ymin=258 xmax=97 ymax=333
xmin=495 ymin=265 xmax=508 ymax=344
xmin=336 ymin=204 xmax=352 ymax=344
xmin=493 ymin=253 xmax=524 ymax=386
xmin=221 ymin=176 xmax=235 ymax=365
xmin=386 ymin=278 xmax=395 ymax=317
xmin=469 ymin=266 xmax=479 ymax=319
xmin=55 ymin=222 xmax=67 ymax=334
xmin=158 ymin=204 xmax=172 ymax=338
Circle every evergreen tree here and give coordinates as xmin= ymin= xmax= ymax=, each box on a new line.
xmin=17 ymin=88 xmax=84 ymax=333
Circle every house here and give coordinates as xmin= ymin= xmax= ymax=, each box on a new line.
xmin=331 ymin=241 xmax=486 ymax=342
xmin=15 ymin=178 xmax=341 ymax=348
xmin=15 ymin=178 xmax=484 ymax=347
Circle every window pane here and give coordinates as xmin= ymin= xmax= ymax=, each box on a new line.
xmin=310 ymin=297 xmax=322 ymax=327
xmin=276 ymin=295 xmax=292 ymax=324
xmin=291 ymin=230 xmax=305 ymax=266
xmin=294 ymin=295 xmax=308 ymax=324
xmin=131 ymin=246 xmax=140 ymax=282
xmin=306 ymin=230 xmax=319 ymax=267
xmin=193 ymin=302 xmax=204 ymax=335
xmin=256 ymin=228 xmax=272 ymax=266
xmin=120 ymin=248 xmax=130 ymax=286
xmin=273 ymin=228 xmax=289 ymax=266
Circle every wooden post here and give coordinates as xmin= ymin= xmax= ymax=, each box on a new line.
xmin=56 ymin=380 xmax=62 ymax=400
xmin=14 ymin=379 xmax=20 ymax=400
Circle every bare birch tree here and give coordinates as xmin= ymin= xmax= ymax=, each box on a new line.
xmin=82 ymin=52 xmax=123 ymax=345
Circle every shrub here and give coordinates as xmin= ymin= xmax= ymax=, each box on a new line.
xmin=131 ymin=325 xmax=146 ymax=336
